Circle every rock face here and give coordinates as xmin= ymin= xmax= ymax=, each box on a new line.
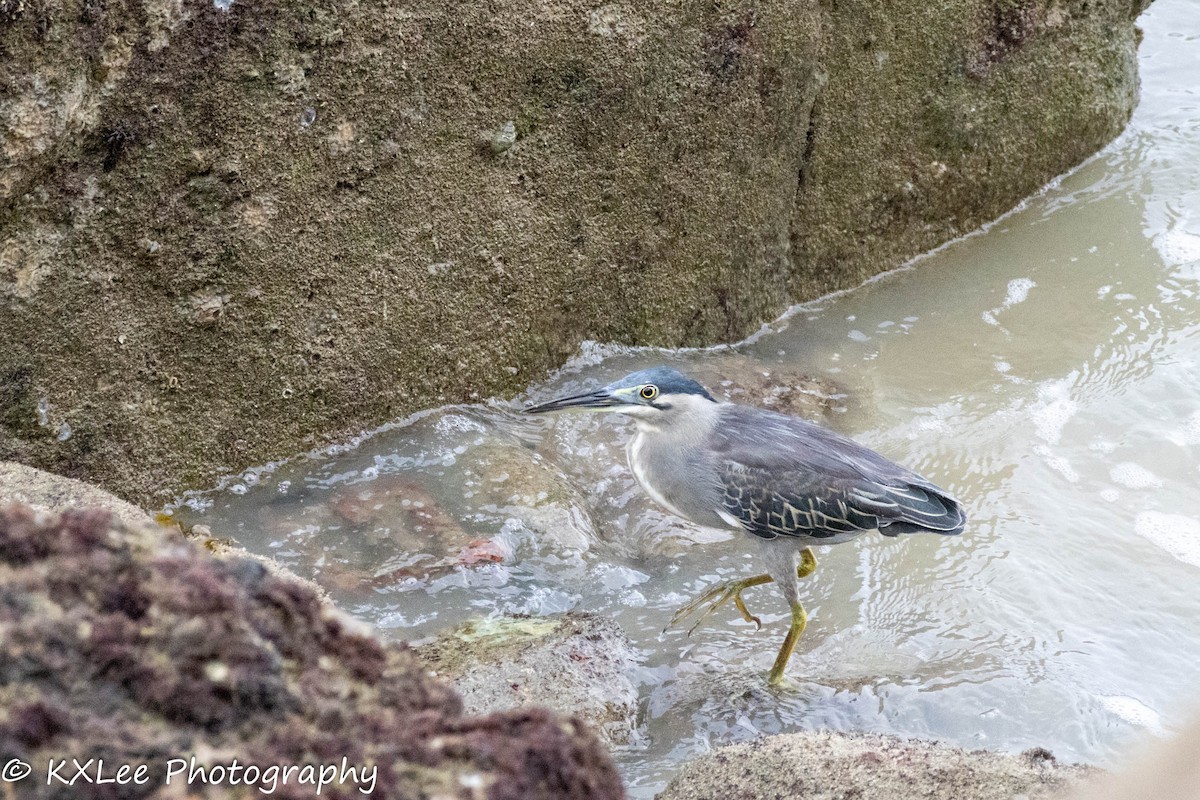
xmin=417 ymin=613 xmax=640 ymax=748
xmin=658 ymin=731 xmax=1097 ymax=800
xmin=0 ymin=505 xmax=625 ymax=800
xmin=0 ymin=0 xmax=1145 ymax=503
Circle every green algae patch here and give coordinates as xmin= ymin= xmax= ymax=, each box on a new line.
xmin=450 ymin=616 xmax=563 ymax=645
xmin=419 ymin=616 xmax=568 ymax=676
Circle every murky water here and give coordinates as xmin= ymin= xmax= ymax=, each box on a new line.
xmin=171 ymin=3 xmax=1200 ymax=795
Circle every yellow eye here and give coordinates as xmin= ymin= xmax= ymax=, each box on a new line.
xmin=640 ymin=385 xmax=658 ymax=400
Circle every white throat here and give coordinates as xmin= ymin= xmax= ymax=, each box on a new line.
xmin=623 ymin=393 xmax=721 ymax=436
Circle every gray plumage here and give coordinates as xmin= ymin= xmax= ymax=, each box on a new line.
xmin=710 ymin=405 xmax=965 ymax=542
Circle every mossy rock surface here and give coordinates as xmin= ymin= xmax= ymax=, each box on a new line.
xmin=0 ymin=0 xmax=1144 ymax=503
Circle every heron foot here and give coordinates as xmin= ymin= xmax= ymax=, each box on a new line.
xmin=767 ymin=600 xmax=809 ymax=686
xmin=666 ymin=574 xmax=774 ymax=636
xmin=665 ymin=549 xmax=819 ymax=639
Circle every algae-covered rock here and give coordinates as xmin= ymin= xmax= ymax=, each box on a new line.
xmin=658 ymin=731 xmax=1096 ymax=800
xmin=0 ymin=505 xmax=625 ymax=799
xmin=417 ymin=613 xmax=639 ymax=747
xmin=0 ymin=0 xmax=1144 ymax=505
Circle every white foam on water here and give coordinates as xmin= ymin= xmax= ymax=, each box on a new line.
xmin=1005 ymin=278 xmax=1036 ymax=306
xmin=1099 ymin=695 xmax=1168 ymax=737
xmin=983 ymin=278 xmax=1036 ymax=327
xmin=1152 ymin=215 xmax=1200 ymax=267
xmin=1134 ymin=511 xmax=1200 ymax=568
xmin=1109 ymin=462 xmax=1165 ymax=489
xmin=1035 ymin=445 xmax=1080 ymax=483
xmin=1167 ymin=409 xmax=1200 ymax=446
xmin=1031 ymin=378 xmax=1078 ymax=445
xmin=434 ymin=412 xmax=487 ymax=435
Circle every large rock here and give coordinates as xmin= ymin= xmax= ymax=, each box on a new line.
xmin=0 ymin=0 xmax=1145 ymax=504
xmin=658 ymin=731 xmax=1096 ymax=800
xmin=0 ymin=505 xmax=625 ymax=800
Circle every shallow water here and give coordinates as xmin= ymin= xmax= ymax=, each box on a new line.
xmin=171 ymin=3 xmax=1200 ymax=795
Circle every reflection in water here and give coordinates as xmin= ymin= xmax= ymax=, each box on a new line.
xmin=169 ymin=3 xmax=1200 ymax=796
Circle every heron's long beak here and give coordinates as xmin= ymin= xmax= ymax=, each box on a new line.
xmin=522 ymin=389 xmax=621 ymax=414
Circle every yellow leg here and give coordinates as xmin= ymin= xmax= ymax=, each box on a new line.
xmin=797 ymin=546 xmax=817 ymax=578
xmin=768 ymin=548 xmax=815 ymax=684
xmin=767 ymin=600 xmax=808 ymax=686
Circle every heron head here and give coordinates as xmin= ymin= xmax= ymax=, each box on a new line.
xmin=522 ymin=366 xmax=716 ymax=421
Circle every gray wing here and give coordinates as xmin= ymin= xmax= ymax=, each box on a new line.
xmin=709 ymin=405 xmax=966 ymax=541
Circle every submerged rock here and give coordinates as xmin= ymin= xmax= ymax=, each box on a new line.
xmin=324 ymin=473 xmax=509 ymax=583
xmin=417 ymin=612 xmax=640 ymax=747
xmin=458 ymin=440 xmax=597 ymax=552
xmin=658 ymin=731 xmax=1095 ymax=800
xmin=0 ymin=505 xmax=625 ymax=800
xmin=690 ymin=355 xmax=849 ymax=420
xmin=241 ymin=470 xmax=512 ymax=593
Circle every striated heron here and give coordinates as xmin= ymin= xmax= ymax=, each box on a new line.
xmin=523 ymin=366 xmax=966 ymax=685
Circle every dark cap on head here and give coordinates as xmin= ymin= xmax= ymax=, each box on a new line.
xmin=605 ymin=367 xmax=715 ymax=401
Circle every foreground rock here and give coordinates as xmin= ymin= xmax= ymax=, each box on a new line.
xmin=0 ymin=461 xmax=333 ymax=602
xmin=0 ymin=0 xmax=1147 ymax=505
xmin=1067 ymin=713 xmax=1200 ymax=800
xmin=658 ymin=731 xmax=1095 ymax=800
xmin=418 ymin=613 xmax=639 ymax=747
xmin=0 ymin=460 xmax=153 ymax=527
xmin=0 ymin=505 xmax=625 ymax=800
